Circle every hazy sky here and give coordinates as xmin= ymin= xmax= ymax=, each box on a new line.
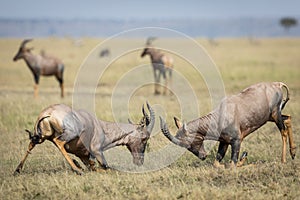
xmin=0 ymin=0 xmax=299 ymax=20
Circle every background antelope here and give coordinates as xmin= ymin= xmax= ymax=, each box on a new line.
xmin=14 ymin=102 xmax=155 ymax=174
xmin=160 ymin=82 xmax=295 ymax=168
xmin=99 ymin=48 xmax=110 ymax=57
xmin=141 ymin=38 xmax=174 ymax=95
xmin=13 ymin=39 xmax=65 ymax=98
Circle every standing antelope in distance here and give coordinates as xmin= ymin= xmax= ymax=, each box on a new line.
xmin=14 ymin=102 xmax=155 ymax=175
xmin=160 ymin=82 xmax=295 ymax=168
xmin=13 ymin=39 xmax=65 ymax=98
xmin=141 ymin=39 xmax=174 ymax=95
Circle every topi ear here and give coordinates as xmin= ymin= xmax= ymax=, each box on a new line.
xmin=174 ymin=116 xmax=182 ymax=129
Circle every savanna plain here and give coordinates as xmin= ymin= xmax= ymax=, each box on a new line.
xmin=0 ymin=37 xmax=300 ymax=199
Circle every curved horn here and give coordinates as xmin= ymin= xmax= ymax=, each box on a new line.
xmin=159 ymin=116 xmax=188 ymax=147
xmin=25 ymin=129 xmax=33 ymax=139
xmin=146 ymin=101 xmax=155 ymax=134
xmin=142 ymin=104 xmax=150 ymax=124
xmin=20 ymin=39 xmax=33 ymax=48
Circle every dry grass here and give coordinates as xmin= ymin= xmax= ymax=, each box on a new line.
xmin=0 ymin=37 xmax=300 ymax=199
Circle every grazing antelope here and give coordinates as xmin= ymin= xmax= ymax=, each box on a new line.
xmin=14 ymin=102 xmax=154 ymax=175
xmin=99 ymin=48 xmax=110 ymax=57
xmin=141 ymin=41 xmax=174 ymax=95
xmin=13 ymin=39 xmax=65 ymax=98
xmin=160 ymin=82 xmax=295 ymax=168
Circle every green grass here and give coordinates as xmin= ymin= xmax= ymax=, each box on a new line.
xmin=0 ymin=37 xmax=300 ymax=199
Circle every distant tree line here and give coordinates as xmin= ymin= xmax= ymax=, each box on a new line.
xmin=280 ymin=17 xmax=298 ymax=32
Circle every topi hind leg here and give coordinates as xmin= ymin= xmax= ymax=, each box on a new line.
xmin=275 ymin=113 xmax=288 ymax=163
xmin=280 ymin=131 xmax=288 ymax=163
xmin=34 ymin=84 xmax=39 ymax=98
xmin=33 ymin=74 xmax=39 ymax=98
xmin=168 ymin=68 xmax=173 ymax=95
xmin=60 ymin=83 xmax=64 ymax=98
xmin=273 ymin=109 xmax=289 ymax=163
xmin=161 ymin=70 xmax=168 ymax=95
xmin=153 ymin=69 xmax=160 ymax=95
xmin=156 ymin=71 xmax=162 ymax=95
xmin=55 ymin=75 xmax=64 ymax=98
xmin=283 ymin=115 xmax=296 ymax=159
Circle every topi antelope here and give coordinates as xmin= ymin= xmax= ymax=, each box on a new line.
xmin=14 ymin=102 xmax=155 ymax=175
xmin=141 ymin=43 xmax=174 ymax=95
xmin=99 ymin=48 xmax=110 ymax=57
xmin=13 ymin=39 xmax=65 ymax=98
xmin=160 ymin=82 xmax=295 ymax=168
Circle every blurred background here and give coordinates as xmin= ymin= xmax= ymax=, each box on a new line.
xmin=0 ymin=0 xmax=299 ymax=38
